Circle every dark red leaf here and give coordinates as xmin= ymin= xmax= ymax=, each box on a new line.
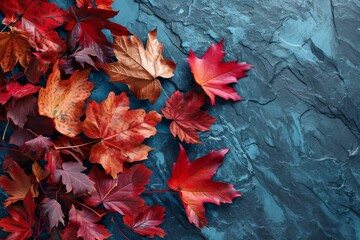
xmin=65 ymin=206 xmax=111 ymax=240
xmin=6 ymin=95 xmax=38 ymax=128
xmin=24 ymin=51 xmax=58 ymax=84
xmin=162 ymin=90 xmax=216 ymax=143
xmin=0 ymin=193 xmax=36 ymax=240
xmin=84 ymin=164 xmax=151 ymax=215
xmin=0 ymin=0 xmax=68 ymax=52
xmin=123 ymin=205 xmax=166 ymax=238
xmin=9 ymin=129 xmax=33 ymax=147
xmin=41 ymin=198 xmax=65 ymax=229
xmin=54 ymin=161 xmax=95 ymax=195
xmin=65 ymin=6 xmax=130 ymax=63
xmin=24 ymin=135 xmax=53 ymax=158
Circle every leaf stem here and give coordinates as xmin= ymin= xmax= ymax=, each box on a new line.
xmin=2 ymin=120 xmax=9 ymax=140
xmin=156 ymin=80 xmax=170 ymax=99
xmin=53 ymin=139 xmax=100 ymax=150
xmin=10 ymin=72 xmax=24 ymax=81
xmin=0 ymin=25 xmax=8 ymax=32
xmin=26 ymin=128 xmax=39 ymax=137
xmin=66 ymin=196 xmax=102 ymax=218
xmin=38 ymin=182 xmax=46 ymax=194
xmin=101 ymin=179 xmax=118 ymax=202
xmin=117 ymin=227 xmax=130 ymax=240
xmin=34 ymin=225 xmax=46 ymax=240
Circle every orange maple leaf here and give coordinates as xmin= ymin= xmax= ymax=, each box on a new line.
xmin=0 ymin=30 xmax=31 ymax=72
xmin=82 ymin=92 xmax=162 ymax=178
xmin=0 ymin=161 xmax=32 ymax=207
xmin=38 ymin=62 xmax=94 ymax=137
xmin=102 ymin=30 xmax=176 ymax=104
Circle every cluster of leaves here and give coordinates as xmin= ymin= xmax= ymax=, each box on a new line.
xmin=0 ymin=0 xmax=252 ymax=239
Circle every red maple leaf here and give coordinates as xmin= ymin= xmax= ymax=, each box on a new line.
xmin=84 ymin=165 xmax=151 ymax=215
xmin=41 ymin=198 xmax=65 ymax=229
xmin=63 ymin=205 xmax=111 ymax=240
xmin=0 ymin=81 xmax=40 ymax=105
xmin=162 ymin=90 xmax=216 ymax=144
xmin=123 ymin=205 xmax=166 ymax=238
xmin=188 ymin=39 xmax=252 ymax=105
xmin=65 ymin=6 xmax=130 ymax=63
xmin=54 ymin=161 xmax=96 ymax=195
xmin=82 ymin=92 xmax=162 ymax=178
xmin=0 ymin=193 xmax=36 ymax=240
xmin=0 ymin=0 xmax=68 ymax=52
xmin=168 ymin=145 xmax=242 ymax=228
xmin=0 ymin=161 xmax=32 ymax=207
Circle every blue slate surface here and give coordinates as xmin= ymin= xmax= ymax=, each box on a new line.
xmin=1 ymin=0 xmax=360 ymax=239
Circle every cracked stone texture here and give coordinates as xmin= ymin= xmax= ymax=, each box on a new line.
xmin=0 ymin=0 xmax=359 ymax=239
xmin=111 ymin=0 xmax=360 ymax=239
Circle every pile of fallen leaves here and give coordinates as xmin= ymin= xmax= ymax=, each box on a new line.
xmin=0 ymin=0 xmax=252 ymax=239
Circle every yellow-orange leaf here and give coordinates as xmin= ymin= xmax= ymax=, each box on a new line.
xmin=0 ymin=30 xmax=31 ymax=72
xmin=38 ymin=62 xmax=94 ymax=137
xmin=102 ymin=30 xmax=176 ymax=104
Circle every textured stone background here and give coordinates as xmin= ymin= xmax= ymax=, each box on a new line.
xmin=1 ymin=0 xmax=360 ymax=239
xmin=110 ymin=0 xmax=360 ymax=239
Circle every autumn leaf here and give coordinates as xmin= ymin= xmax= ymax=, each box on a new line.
xmin=102 ymin=30 xmax=176 ymax=103
xmin=0 ymin=30 xmax=31 ymax=72
xmin=168 ymin=145 xmax=242 ymax=228
xmin=25 ymin=51 xmax=58 ymax=84
xmin=44 ymin=149 xmax=62 ymax=183
xmin=64 ymin=205 xmax=111 ymax=240
xmin=188 ymin=39 xmax=252 ymax=105
xmin=38 ymin=62 xmax=94 ymax=137
xmin=76 ymin=0 xmax=113 ymax=10
xmin=24 ymin=135 xmax=53 ymax=158
xmin=84 ymin=164 xmax=151 ymax=215
xmin=0 ymin=193 xmax=36 ymax=240
xmin=65 ymin=6 xmax=129 ymax=63
xmin=0 ymin=161 xmax=32 ymax=207
xmin=0 ymin=0 xmax=68 ymax=52
xmin=6 ymin=95 xmax=38 ymax=127
xmin=60 ymin=48 xmax=99 ymax=75
xmin=82 ymin=92 xmax=162 ymax=178
xmin=162 ymin=90 xmax=216 ymax=143
xmin=123 ymin=205 xmax=166 ymax=238
xmin=72 ymin=48 xmax=98 ymax=69
xmin=25 ymin=116 xmax=56 ymax=137
xmin=9 ymin=129 xmax=33 ymax=147
xmin=54 ymin=136 xmax=89 ymax=163
xmin=41 ymin=198 xmax=65 ymax=229
xmin=0 ymin=81 xmax=40 ymax=105
xmin=54 ymin=161 xmax=96 ymax=195
xmin=32 ymin=162 xmax=50 ymax=182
